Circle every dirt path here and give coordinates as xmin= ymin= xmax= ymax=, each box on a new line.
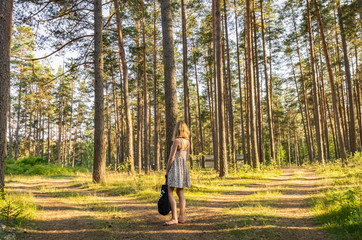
xmin=8 ymin=168 xmax=328 ymax=240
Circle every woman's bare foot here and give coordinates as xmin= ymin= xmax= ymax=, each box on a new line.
xmin=178 ymin=217 xmax=185 ymax=224
xmin=163 ymin=219 xmax=178 ymax=226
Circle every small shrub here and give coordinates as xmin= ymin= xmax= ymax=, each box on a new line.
xmin=0 ymin=200 xmax=23 ymax=224
xmin=0 ymin=193 xmax=36 ymax=227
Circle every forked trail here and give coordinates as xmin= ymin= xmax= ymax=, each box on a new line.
xmin=8 ymin=168 xmax=327 ymax=240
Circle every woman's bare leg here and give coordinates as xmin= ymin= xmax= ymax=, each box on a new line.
xmin=176 ymin=188 xmax=186 ymax=223
xmin=165 ymin=186 xmax=178 ymax=225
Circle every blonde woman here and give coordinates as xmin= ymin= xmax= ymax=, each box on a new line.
xmin=164 ymin=121 xmax=191 ymax=226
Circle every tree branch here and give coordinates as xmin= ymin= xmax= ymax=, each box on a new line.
xmin=25 ymin=35 xmax=93 ymax=61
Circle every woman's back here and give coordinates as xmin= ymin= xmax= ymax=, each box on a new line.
xmin=168 ymin=138 xmax=190 ymax=188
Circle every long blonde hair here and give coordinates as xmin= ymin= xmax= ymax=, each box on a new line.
xmin=172 ymin=121 xmax=190 ymax=140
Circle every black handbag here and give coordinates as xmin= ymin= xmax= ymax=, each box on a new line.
xmin=158 ymin=175 xmax=170 ymax=215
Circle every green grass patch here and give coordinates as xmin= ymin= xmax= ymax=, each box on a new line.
xmin=0 ymin=192 xmax=37 ymax=227
xmin=311 ymin=152 xmax=362 ymax=239
xmin=68 ymin=167 xmax=281 ymax=204
xmin=6 ymin=156 xmax=88 ymax=176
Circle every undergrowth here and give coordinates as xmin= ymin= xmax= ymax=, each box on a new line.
xmin=0 ymin=192 xmax=37 ymax=227
xmin=311 ymin=152 xmax=361 ymax=240
xmin=6 ymin=156 xmax=88 ymax=175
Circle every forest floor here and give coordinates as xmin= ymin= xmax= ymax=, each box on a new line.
xmin=6 ymin=168 xmax=329 ymax=240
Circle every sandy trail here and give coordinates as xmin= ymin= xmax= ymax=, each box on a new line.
xmin=7 ymin=168 xmax=327 ymax=240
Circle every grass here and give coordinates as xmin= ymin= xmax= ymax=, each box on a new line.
xmin=4 ymin=165 xmax=283 ymax=239
xmin=6 ymin=156 xmax=88 ymax=176
xmin=311 ymin=152 xmax=362 ymax=240
xmin=65 ymin=166 xmax=282 ymax=204
xmin=0 ymin=192 xmax=37 ymax=227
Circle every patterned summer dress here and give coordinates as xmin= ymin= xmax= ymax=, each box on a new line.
xmin=167 ymin=138 xmax=191 ymax=188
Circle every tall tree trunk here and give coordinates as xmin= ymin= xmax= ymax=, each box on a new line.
xmin=93 ymin=0 xmax=106 ymax=183
xmin=141 ymin=0 xmax=149 ymax=174
xmin=354 ymin=46 xmax=362 ymax=149
xmin=67 ymin=82 xmax=74 ymax=164
xmin=253 ymin=2 xmax=264 ymax=164
xmin=0 ymin=0 xmax=14 ymax=195
xmin=41 ymin=102 xmax=45 ymax=158
xmin=291 ymin=6 xmax=315 ymax=162
xmin=160 ymin=0 xmax=178 ymax=162
xmin=215 ymin=0 xmax=228 ymax=176
xmin=313 ymin=0 xmax=346 ymax=162
xmin=260 ymin=0 xmax=275 ymax=164
xmin=106 ymin=81 xmax=112 ymax=167
xmin=290 ymin=55 xmax=310 ymax=164
xmin=153 ymin=0 xmax=161 ymax=172
xmin=57 ymin=97 xmax=62 ymax=165
xmin=194 ymin=43 xmax=204 ymax=168
xmin=29 ymin=110 xmax=33 ymax=156
xmin=319 ymin=62 xmax=332 ymax=160
xmin=223 ymin=0 xmax=236 ymax=169
xmin=72 ymin=104 xmax=80 ymax=168
xmin=8 ymin=100 xmax=13 ymax=159
xmin=337 ymin=2 xmax=356 ymax=153
xmin=206 ymin=58 xmax=215 ymax=162
xmin=316 ymin=53 xmax=330 ymax=160
xmin=181 ymin=0 xmax=193 ymax=168
xmin=114 ymin=0 xmax=135 ymax=172
xmin=244 ymin=24 xmax=251 ymax=165
xmin=306 ymin=0 xmax=325 ymax=164
xmin=212 ymin=0 xmax=219 ymax=171
xmin=135 ymin=5 xmax=142 ymax=173
xmin=47 ymin=113 xmax=51 ymax=163
xmin=247 ymin=0 xmax=259 ymax=168
xmin=111 ymin=73 xmax=119 ymax=169
xmin=234 ymin=0 xmax=246 ymax=162
xmin=14 ymin=48 xmax=23 ymax=160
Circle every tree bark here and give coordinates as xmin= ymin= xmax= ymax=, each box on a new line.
xmin=260 ymin=0 xmax=275 ymax=164
xmin=8 ymin=99 xmax=13 ymax=159
xmin=290 ymin=55 xmax=310 ymax=165
xmin=181 ymin=0 xmax=193 ymax=168
xmin=253 ymin=2 xmax=264 ymax=164
xmin=14 ymin=47 xmax=23 ymax=160
xmin=194 ymin=42 xmax=204 ymax=168
xmin=223 ymin=0 xmax=236 ymax=169
xmin=212 ymin=0 xmax=219 ymax=171
xmin=57 ymin=84 xmax=62 ymax=165
xmin=0 ymin=0 xmax=14 ymax=195
xmin=291 ymin=6 xmax=315 ymax=162
xmin=314 ymin=0 xmax=346 ymax=162
xmin=141 ymin=0 xmax=149 ymax=174
xmin=153 ymin=0 xmax=161 ymax=172
xmin=106 ymin=81 xmax=112 ymax=167
xmin=93 ymin=0 xmax=106 ymax=183
xmin=72 ymin=104 xmax=80 ymax=167
xmin=247 ymin=0 xmax=259 ymax=168
xmin=306 ymin=0 xmax=325 ymax=164
xmin=114 ymin=0 xmax=135 ymax=172
xmin=135 ymin=4 xmax=142 ymax=173
xmin=160 ymin=0 xmax=178 ymax=162
xmin=337 ymin=2 xmax=356 ymax=153
xmin=215 ymin=0 xmax=228 ymax=176
xmin=234 ymin=0 xmax=246 ymax=162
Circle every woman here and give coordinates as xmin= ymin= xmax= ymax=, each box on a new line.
xmin=164 ymin=121 xmax=191 ymax=226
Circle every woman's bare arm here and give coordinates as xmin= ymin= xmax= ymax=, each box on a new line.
xmin=166 ymin=139 xmax=180 ymax=174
